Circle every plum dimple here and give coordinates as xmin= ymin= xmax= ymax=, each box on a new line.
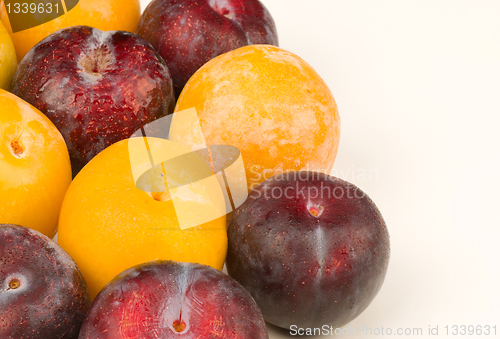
xmin=227 ymin=171 xmax=390 ymax=329
xmin=79 ymin=260 xmax=268 ymax=338
xmin=0 ymin=224 xmax=91 ymax=338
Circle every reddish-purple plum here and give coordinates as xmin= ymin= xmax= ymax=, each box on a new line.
xmin=227 ymin=171 xmax=390 ymax=329
xmin=79 ymin=260 xmax=268 ymax=338
xmin=11 ymin=26 xmax=175 ymax=176
xmin=0 ymin=224 xmax=91 ymax=338
xmin=137 ymin=0 xmax=278 ymax=97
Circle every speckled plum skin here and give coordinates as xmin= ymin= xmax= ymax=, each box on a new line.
xmin=137 ymin=0 xmax=278 ymax=97
xmin=0 ymin=224 xmax=91 ymax=339
xmin=11 ymin=26 xmax=175 ymax=176
xmin=79 ymin=261 xmax=268 ymax=339
xmin=226 ymin=171 xmax=390 ymax=329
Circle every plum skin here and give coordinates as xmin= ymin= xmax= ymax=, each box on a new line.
xmin=11 ymin=25 xmax=175 ymax=176
xmin=226 ymin=171 xmax=390 ymax=329
xmin=0 ymin=224 xmax=91 ymax=339
xmin=79 ymin=260 xmax=269 ymax=339
xmin=137 ymin=0 xmax=279 ymax=97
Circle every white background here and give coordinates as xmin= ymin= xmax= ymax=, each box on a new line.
xmin=139 ymin=1 xmax=500 ymax=338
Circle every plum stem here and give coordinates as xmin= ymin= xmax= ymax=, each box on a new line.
xmin=151 ymin=163 xmax=171 ymax=202
xmin=172 ymin=310 xmax=186 ymax=332
xmin=8 ymin=279 xmax=21 ymax=290
xmin=308 ymin=205 xmax=324 ymax=218
xmin=173 ymin=320 xmax=186 ymax=333
xmin=10 ymin=140 xmax=24 ymax=158
xmin=79 ymin=46 xmax=113 ymax=76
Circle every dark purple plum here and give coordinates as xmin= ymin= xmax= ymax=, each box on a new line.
xmin=227 ymin=171 xmax=390 ymax=329
xmin=79 ymin=260 xmax=268 ymax=339
xmin=0 ymin=224 xmax=91 ymax=338
xmin=137 ymin=0 xmax=278 ymax=97
xmin=11 ymin=26 xmax=175 ymax=176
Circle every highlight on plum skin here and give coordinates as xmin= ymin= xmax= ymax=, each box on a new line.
xmin=79 ymin=260 xmax=269 ymax=339
xmin=226 ymin=171 xmax=390 ymax=329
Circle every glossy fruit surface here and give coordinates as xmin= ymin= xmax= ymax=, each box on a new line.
xmin=0 ymin=19 xmax=16 ymax=90
xmin=0 ymin=89 xmax=71 ymax=238
xmin=58 ymin=139 xmax=227 ymax=299
xmin=11 ymin=25 xmax=175 ymax=176
xmin=0 ymin=0 xmax=141 ymax=62
xmin=0 ymin=224 xmax=91 ymax=338
xmin=175 ymin=45 xmax=340 ymax=191
xmin=79 ymin=261 xmax=268 ymax=338
xmin=227 ymin=171 xmax=390 ymax=328
xmin=138 ymin=0 xmax=278 ymax=97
